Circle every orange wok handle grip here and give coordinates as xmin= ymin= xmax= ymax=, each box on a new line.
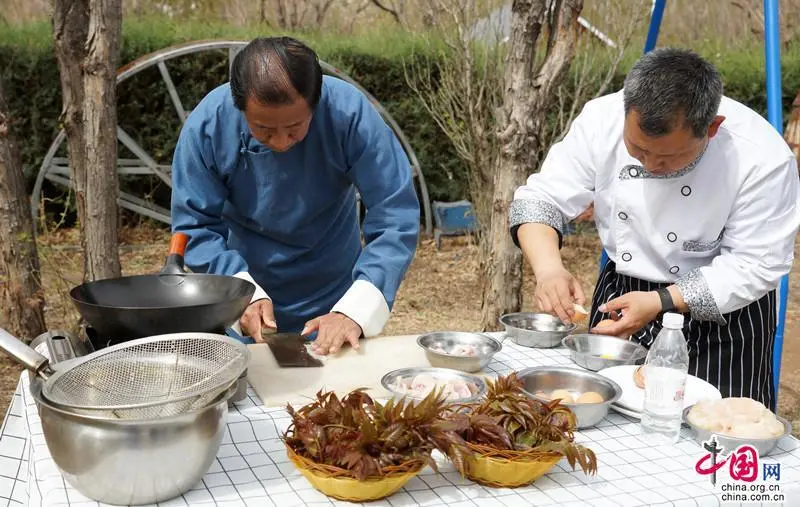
xmin=168 ymin=232 xmax=189 ymax=257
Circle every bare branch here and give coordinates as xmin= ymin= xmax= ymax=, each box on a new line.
xmin=369 ymin=0 xmax=402 ymax=25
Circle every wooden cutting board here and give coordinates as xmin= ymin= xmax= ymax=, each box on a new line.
xmin=245 ymin=333 xmax=432 ymax=407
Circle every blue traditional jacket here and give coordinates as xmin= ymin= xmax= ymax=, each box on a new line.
xmin=170 ymin=76 xmax=420 ymax=335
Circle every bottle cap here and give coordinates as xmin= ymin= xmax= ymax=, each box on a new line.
xmin=662 ymin=312 xmax=684 ymax=329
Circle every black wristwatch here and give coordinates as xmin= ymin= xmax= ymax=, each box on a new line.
xmin=656 ymin=287 xmax=676 ymax=313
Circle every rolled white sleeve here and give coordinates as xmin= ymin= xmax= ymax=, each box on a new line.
xmin=229 ymin=272 xmax=269 ymax=336
xmin=331 ymin=279 xmax=391 ymax=337
xmin=233 ymin=271 xmax=270 ymax=303
xmin=510 ymin=101 xmax=599 ymax=246
xmin=676 ymin=155 xmax=800 ymax=323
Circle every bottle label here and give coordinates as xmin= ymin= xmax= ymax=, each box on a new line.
xmin=643 ymin=366 xmax=687 ymax=414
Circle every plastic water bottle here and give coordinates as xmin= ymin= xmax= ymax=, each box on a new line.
xmin=640 ymin=312 xmax=690 ymax=444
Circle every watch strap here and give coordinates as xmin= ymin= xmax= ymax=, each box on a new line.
xmin=656 ymin=287 xmax=676 ymax=313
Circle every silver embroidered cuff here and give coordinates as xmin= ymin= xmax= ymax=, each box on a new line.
xmin=509 ymin=199 xmax=566 ymax=235
xmin=675 ymin=269 xmax=727 ymax=325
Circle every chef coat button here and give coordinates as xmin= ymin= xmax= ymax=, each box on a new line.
xmin=618 ymin=211 xmax=628 ymax=220
xmin=667 ymin=232 xmax=677 ymax=242
xmin=681 ymin=185 xmax=692 ymax=196
xmin=621 ymin=252 xmax=632 ymax=262
xmin=670 ymin=266 xmax=680 ymax=274
xmin=629 ymin=167 xmax=639 ymax=177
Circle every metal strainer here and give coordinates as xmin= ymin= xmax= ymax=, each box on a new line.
xmin=0 ymin=328 xmax=249 ymax=419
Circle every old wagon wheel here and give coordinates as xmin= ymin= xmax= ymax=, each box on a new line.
xmin=31 ymin=39 xmax=433 ymax=237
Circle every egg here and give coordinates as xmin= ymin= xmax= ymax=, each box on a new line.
xmin=593 ymin=319 xmax=632 ymax=339
xmin=595 ymin=319 xmax=616 ymax=329
xmin=550 ymin=389 xmax=575 ymax=404
xmin=633 ymin=366 xmax=645 ymax=389
xmin=572 ymin=303 xmax=589 ymax=324
xmin=576 ymin=391 xmax=604 ymax=404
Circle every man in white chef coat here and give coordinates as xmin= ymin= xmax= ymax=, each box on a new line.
xmin=510 ymin=47 xmax=799 ymax=408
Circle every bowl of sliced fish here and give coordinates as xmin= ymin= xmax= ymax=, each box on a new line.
xmin=417 ymin=331 xmax=502 ymax=373
xmin=381 ymin=367 xmax=487 ymax=406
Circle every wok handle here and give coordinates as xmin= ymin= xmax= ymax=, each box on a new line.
xmin=162 ymin=232 xmax=189 ymax=275
xmin=168 ymin=232 xmax=189 ymax=256
xmin=0 ymin=327 xmax=51 ymax=378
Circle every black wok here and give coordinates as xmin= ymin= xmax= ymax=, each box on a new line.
xmin=69 ymin=232 xmax=255 ymax=338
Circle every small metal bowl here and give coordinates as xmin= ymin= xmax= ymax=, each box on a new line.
xmin=499 ymin=313 xmax=577 ymax=348
xmin=417 ymin=332 xmax=502 ymax=373
xmin=380 ymin=367 xmax=487 ymax=405
xmin=517 ymin=366 xmax=622 ymax=428
xmin=562 ymin=334 xmax=648 ymax=371
xmin=682 ymin=404 xmax=792 ymax=457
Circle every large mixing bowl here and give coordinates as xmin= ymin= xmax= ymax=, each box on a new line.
xmin=30 ymin=376 xmax=232 ymax=506
xmin=517 ymin=366 xmax=622 ymax=429
xmin=499 ymin=313 xmax=576 ymax=348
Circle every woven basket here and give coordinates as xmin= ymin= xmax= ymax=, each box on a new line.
xmin=285 ymin=444 xmax=424 ymax=502
xmin=465 ymin=443 xmax=561 ymax=487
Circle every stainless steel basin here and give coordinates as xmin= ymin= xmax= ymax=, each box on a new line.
xmin=30 ymin=376 xmax=232 ymax=505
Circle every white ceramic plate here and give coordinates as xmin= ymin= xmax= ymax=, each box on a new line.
xmin=610 ymin=403 xmax=643 ymax=419
xmin=598 ymin=365 xmax=722 ymax=414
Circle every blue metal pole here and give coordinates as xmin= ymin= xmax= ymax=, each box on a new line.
xmin=763 ymin=0 xmax=787 ymax=411
xmin=643 ymin=0 xmax=667 ymax=53
xmin=599 ymin=0 xmax=667 ymax=273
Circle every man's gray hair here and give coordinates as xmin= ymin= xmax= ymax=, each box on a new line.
xmin=623 ymin=48 xmax=723 ymax=138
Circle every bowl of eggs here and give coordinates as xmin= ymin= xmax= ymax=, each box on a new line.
xmin=561 ymin=333 xmax=647 ymax=371
xmin=517 ymin=366 xmax=622 ymax=429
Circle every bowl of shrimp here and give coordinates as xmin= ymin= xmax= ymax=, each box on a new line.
xmin=416 ymin=331 xmax=502 ymax=373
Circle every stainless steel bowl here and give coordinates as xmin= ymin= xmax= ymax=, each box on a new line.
xmin=499 ymin=313 xmax=576 ymax=348
xmin=517 ymin=366 xmax=622 ymax=428
xmin=417 ymin=332 xmax=502 ymax=373
xmin=562 ymin=334 xmax=648 ymax=371
xmin=381 ymin=367 xmax=487 ymax=405
xmin=229 ymin=369 xmax=249 ymax=405
xmin=681 ymin=404 xmax=792 ymax=457
xmin=30 ymin=376 xmax=232 ymax=505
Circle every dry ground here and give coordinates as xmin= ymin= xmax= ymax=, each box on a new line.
xmin=2 ymin=225 xmax=798 ymax=436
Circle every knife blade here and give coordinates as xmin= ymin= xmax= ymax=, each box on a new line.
xmin=262 ymin=331 xmax=324 ymax=368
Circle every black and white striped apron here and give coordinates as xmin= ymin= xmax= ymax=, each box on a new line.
xmin=589 ymin=260 xmax=776 ymax=409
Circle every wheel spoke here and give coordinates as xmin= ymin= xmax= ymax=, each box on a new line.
xmin=157 ymin=60 xmax=187 ymax=123
xmin=116 ymin=126 xmax=172 ymax=186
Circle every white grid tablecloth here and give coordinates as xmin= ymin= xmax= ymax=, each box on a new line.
xmin=1 ymin=336 xmax=798 ymax=507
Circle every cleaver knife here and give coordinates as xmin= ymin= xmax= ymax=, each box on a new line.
xmin=261 ymin=330 xmax=324 ymax=368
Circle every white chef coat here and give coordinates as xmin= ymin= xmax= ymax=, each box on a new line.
xmin=510 ymin=90 xmax=800 ymax=324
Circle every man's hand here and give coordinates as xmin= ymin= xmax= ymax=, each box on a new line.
xmin=239 ymin=299 xmax=277 ymax=341
xmin=534 ymin=267 xmax=586 ymax=324
xmin=304 ymin=312 xmax=363 ymax=355
xmin=590 ymin=291 xmax=661 ymax=338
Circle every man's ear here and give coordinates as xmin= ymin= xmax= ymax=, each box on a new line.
xmin=707 ymin=115 xmax=726 ymax=139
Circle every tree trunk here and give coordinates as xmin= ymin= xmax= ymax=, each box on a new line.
xmin=53 ymin=0 xmax=90 ymax=274
xmin=0 ymin=80 xmax=47 ymax=340
xmin=480 ymin=0 xmax=584 ymax=331
xmin=82 ymin=0 xmax=122 ymax=280
xmin=53 ymin=0 xmax=121 ymax=282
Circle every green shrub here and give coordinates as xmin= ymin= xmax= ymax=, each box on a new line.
xmin=2 ymin=19 xmax=799 ymax=225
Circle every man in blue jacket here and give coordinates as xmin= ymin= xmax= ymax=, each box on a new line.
xmin=170 ymin=36 xmax=420 ymax=355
